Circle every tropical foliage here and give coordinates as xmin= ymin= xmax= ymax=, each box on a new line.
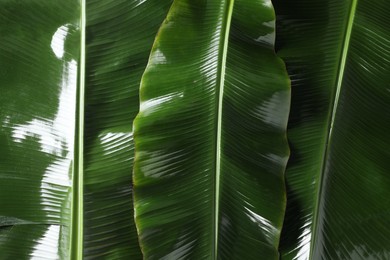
xmin=0 ymin=0 xmax=389 ymax=259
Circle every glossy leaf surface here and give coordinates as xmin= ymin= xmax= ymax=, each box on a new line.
xmin=0 ymin=1 xmax=79 ymax=258
xmin=83 ymin=0 xmax=172 ymax=259
xmin=274 ymin=0 xmax=390 ymax=258
xmin=133 ymin=0 xmax=290 ymax=259
xmin=0 ymin=0 xmax=171 ymax=258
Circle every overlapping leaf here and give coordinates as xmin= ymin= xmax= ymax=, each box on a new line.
xmin=133 ymin=0 xmax=290 ymax=258
xmin=274 ymin=0 xmax=390 ymax=258
xmin=83 ymin=1 xmax=172 ymax=258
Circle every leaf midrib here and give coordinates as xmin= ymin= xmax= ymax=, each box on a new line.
xmin=309 ymin=0 xmax=358 ymax=258
xmin=70 ymin=0 xmax=86 ymax=259
xmin=214 ymin=0 xmax=234 ymax=258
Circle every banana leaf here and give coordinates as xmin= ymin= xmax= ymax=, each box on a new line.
xmin=273 ymin=0 xmax=390 ymax=258
xmin=0 ymin=0 xmax=171 ymax=258
xmin=133 ymin=0 xmax=290 ymax=259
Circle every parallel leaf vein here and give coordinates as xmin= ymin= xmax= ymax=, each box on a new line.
xmin=310 ymin=0 xmax=358 ymax=258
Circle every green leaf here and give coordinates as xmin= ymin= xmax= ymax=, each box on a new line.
xmin=133 ymin=0 xmax=290 ymax=259
xmin=0 ymin=2 xmax=79 ymax=258
xmin=82 ymin=1 xmax=172 ymax=259
xmin=274 ymin=0 xmax=390 ymax=258
xmin=0 ymin=0 xmax=171 ymax=258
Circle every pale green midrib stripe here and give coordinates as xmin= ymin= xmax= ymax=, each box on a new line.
xmin=78 ymin=0 xmax=86 ymax=256
xmin=309 ymin=0 xmax=358 ymax=258
xmin=214 ymin=0 xmax=234 ymax=259
xmin=70 ymin=0 xmax=85 ymax=259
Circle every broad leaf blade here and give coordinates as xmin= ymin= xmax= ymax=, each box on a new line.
xmin=275 ymin=0 xmax=390 ymax=258
xmin=83 ymin=0 xmax=172 ymax=258
xmin=133 ymin=0 xmax=290 ymax=258
xmin=0 ymin=1 xmax=80 ymax=258
xmin=0 ymin=0 xmax=172 ymax=258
